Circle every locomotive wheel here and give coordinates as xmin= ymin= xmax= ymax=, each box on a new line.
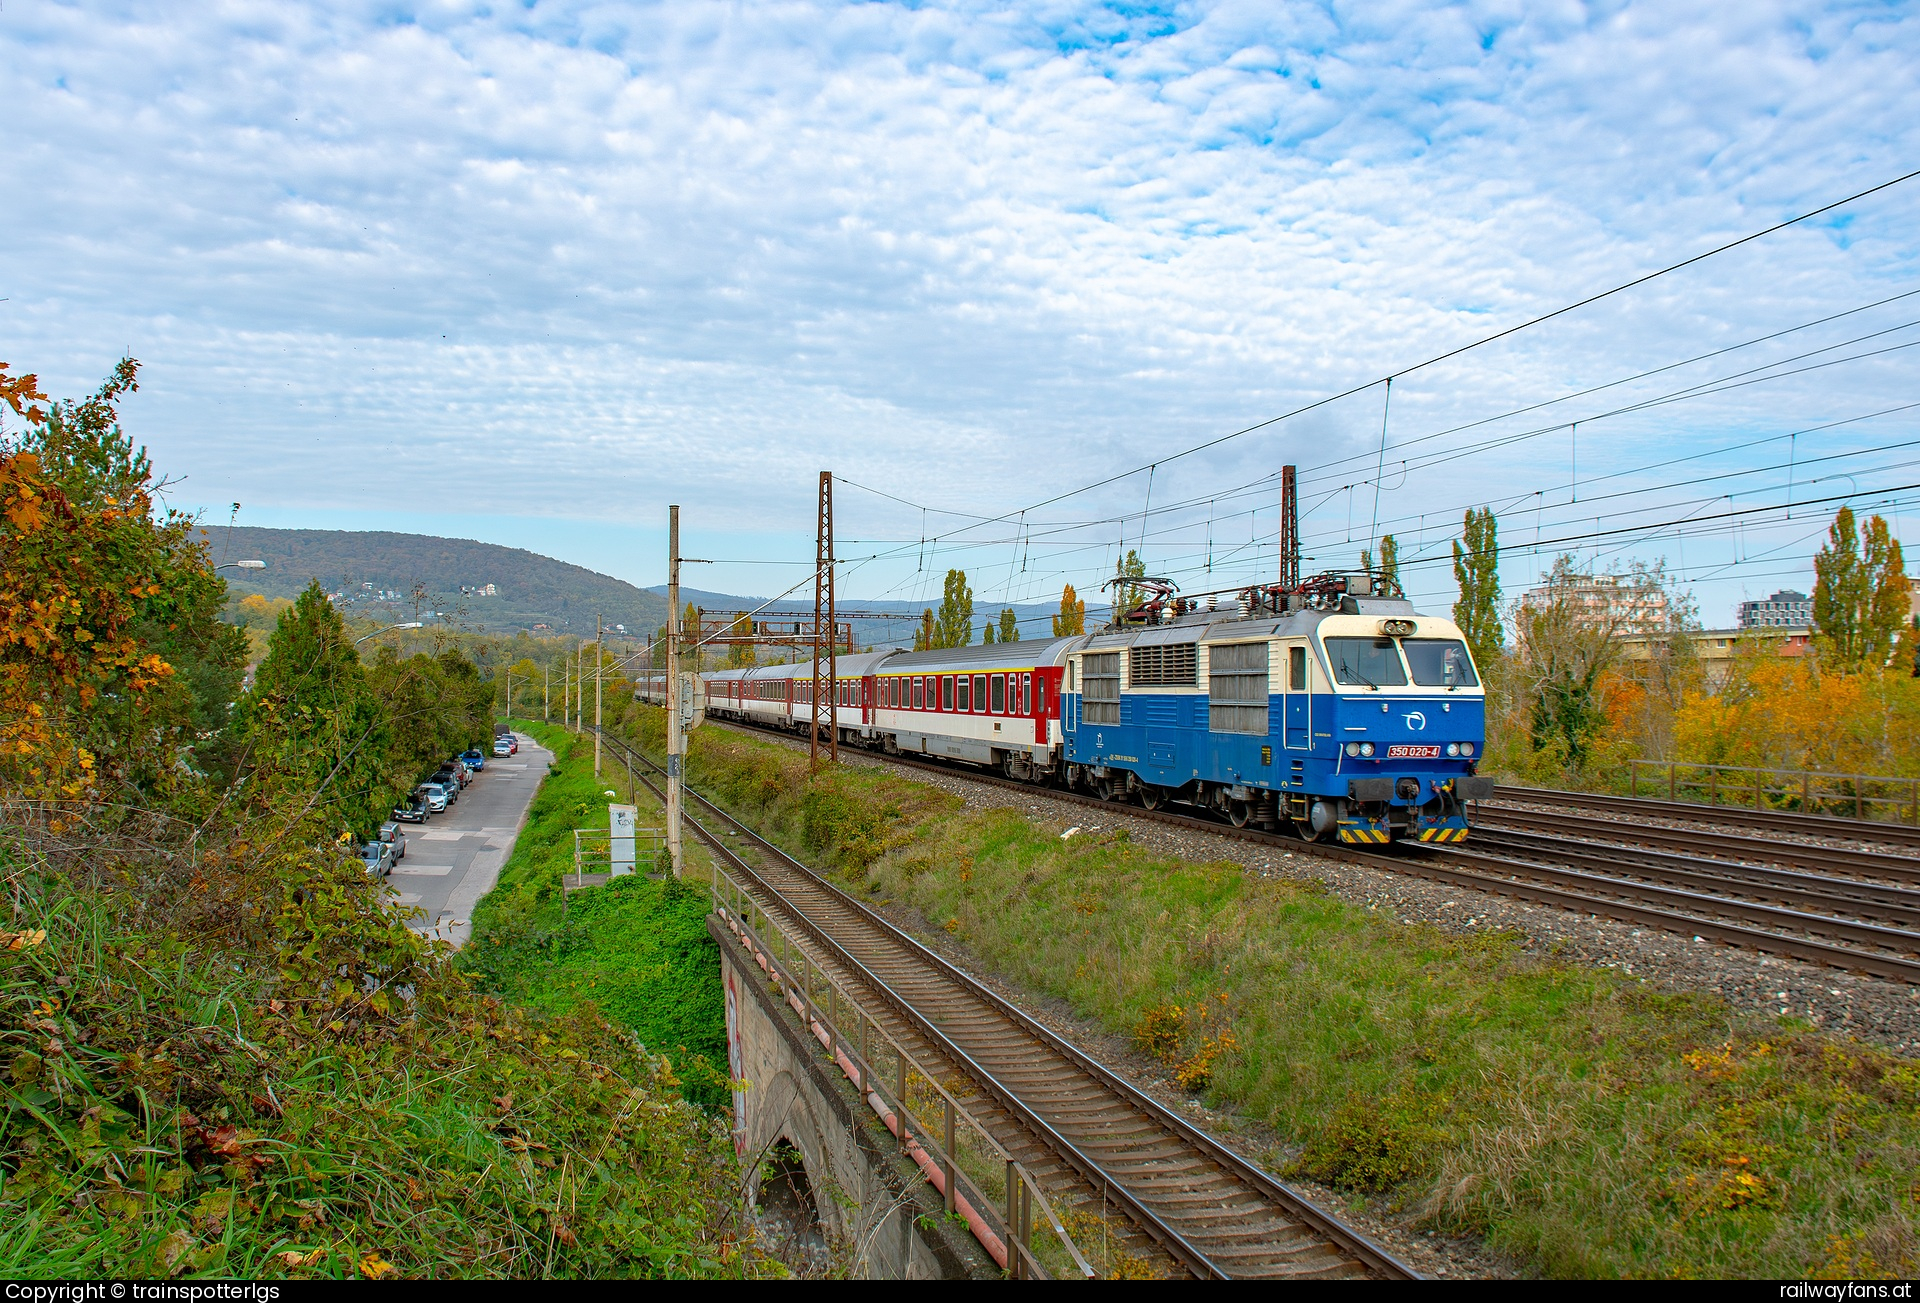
xmin=1139 ymin=784 xmax=1164 ymax=811
xmin=1228 ymin=799 xmax=1251 ymax=828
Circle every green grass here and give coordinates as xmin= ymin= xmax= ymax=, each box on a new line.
xmin=463 ymin=721 xmax=728 ymax=1110
xmin=631 ymin=709 xmax=1920 ymax=1280
xmin=0 ymin=829 xmax=770 ymax=1280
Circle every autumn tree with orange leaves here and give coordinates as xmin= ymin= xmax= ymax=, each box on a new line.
xmin=0 ymin=359 xmax=247 ymax=807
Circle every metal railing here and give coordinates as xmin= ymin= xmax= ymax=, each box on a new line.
xmin=710 ymin=868 xmax=1095 ymax=1279
xmin=1628 ymin=759 xmax=1920 ymax=826
xmin=567 ymin=826 xmax=664 ymax=886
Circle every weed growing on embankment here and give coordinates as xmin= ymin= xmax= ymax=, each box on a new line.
xmin=628 ymin=710 xmax=1920 ymax=1279
xmin=0 ymin=834 xmax=768 ymax=1280
xmin=463 ymin=723 xmax=728 ymax=1110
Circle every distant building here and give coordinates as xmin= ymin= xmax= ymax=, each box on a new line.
xmin=1618 ymin=626 xmax=1812 ymax=686
xmin=460 ymin=583 xmax=499 ymax=598
xmin=1519 ymin=572 xmax=1670 ymax=631
xmin=532 ymin=623 xmax=552 ymax=632
xmin=1738 ymin=589 xmax=1811 ymax=630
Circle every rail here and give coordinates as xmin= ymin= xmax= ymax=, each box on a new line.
xmin=1627 ymin=759 xmax=1920 ymax=826
xmin=715 ymin=869 xmax=1089 ymax=1279
xmin=591 ymin=722 xmax=1413 ymax=1279
xmin=700 ymin=718 xmax=1920 ymax=984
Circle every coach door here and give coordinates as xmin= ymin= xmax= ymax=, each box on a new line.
xmin=1282 ymin=641 xmax=1310 ymax=750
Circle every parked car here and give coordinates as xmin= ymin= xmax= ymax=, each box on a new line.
xmin=492 ymin=737 xmax=513 ymax=757
xmin=378 ymin=820 xmax=407 ymax=861
xmin=460 ymin=748 xmax=487 ymax=771
xmin=359 ymin=841 xmax=394 ymax=878
xmin=392 ymin=794 xmax=428 ymax=823
xmin=416 ymin=782 xmax=449 ymax=814
xmin=440 ymin=761 xmax=471 ymax=789
xmin=506 ymin=736 xmax=518 ymax=753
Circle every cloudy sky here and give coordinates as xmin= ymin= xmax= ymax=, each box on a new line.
xmin=5 ymin=0 xmax=1917 ymax=628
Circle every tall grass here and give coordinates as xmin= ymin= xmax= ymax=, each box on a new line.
xmin=0 ymin=847 xmax=770 ymax=1279
xmin=464 ymin=723 xmax=729 ymax=1109
xmin=643 ymin=713 xmax=1920 ymax=1279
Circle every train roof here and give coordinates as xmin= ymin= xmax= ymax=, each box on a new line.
xmin=1081 ymin=597 xmax=1425 ymax=649
xmin=875 ymin=636 xmax=1080 ymax=675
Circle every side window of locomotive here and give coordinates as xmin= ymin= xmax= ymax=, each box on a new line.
xmin=991 ymin=674 xmax=1006 ymax=713
xmin=942 ymin=676 xmax=954 ymax=711
xmin=1207 ymin=642 xmax=1269 ymax=735
xmin=1289 ymin=646 xmax=1307 ymax=691
xmin=1082 ymin=653 xmax=1121 ymax=725
xmin=1323 ymin=637 xmax=1408 ymax=687
xmin=1402 ymin=639 xmax=1480 ymax=688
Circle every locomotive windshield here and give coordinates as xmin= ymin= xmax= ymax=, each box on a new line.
xmin=1324 ymin=637 xmax=1407 ymax=688
xmin=1401 ymin=638 xmax=1478 ymax=688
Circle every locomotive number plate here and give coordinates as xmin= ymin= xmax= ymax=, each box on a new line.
xmin=1387 ymin=745 xmax=1441 ymax=758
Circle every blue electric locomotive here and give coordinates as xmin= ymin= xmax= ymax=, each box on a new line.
xmin=1058 ymin=574 xmax=1492 ymax=843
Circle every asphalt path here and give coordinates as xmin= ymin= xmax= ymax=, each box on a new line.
xmin=386 ymin=730 xmax=552 ymax=947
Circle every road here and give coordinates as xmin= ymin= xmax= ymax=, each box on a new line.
xmin=386 ymin=730 xmax=552 ymax=947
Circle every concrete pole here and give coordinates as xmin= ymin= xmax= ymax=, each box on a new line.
xmin=544 ymin=660 xmax=549 ymax=723
xmin=667 ymin=505 xmax=684 ymax=878
xmin=594 ymin=613 xmax=603 ymax=777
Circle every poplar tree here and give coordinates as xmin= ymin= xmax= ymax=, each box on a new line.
xmin=912 ymin=608 xmax=934 ymax=651
xmin=1814 ymin=506 xmax=1910 ymax=672
xmin=1113 ymin=549 xmax=1147 ymax=616
xmin=982 ymin=622 xmax=995 ymax=644
xmin=1052 ymin=584 xmax=1085 ymax=636
xmin=1361 ymin=534 xmax=1401 ymax=596
xmin=998 ymin=608 xmax=1018 ymax=643
xmin=1451 ymin=508 xmax=1503 ymax=663
xmin=933 ymin=569 xmax=973 ymax=649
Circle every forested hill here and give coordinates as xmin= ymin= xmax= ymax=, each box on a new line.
xmin=196 ymin=525 xmax=666 ymax=636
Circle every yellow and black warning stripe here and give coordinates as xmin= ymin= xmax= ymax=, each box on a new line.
xmin=1338 ymin=827 xmax=1392 ymax=844
xmin=1415 ymin=827 xmax=1470 ymax=843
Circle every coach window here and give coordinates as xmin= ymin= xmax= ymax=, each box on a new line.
xmin=914 ymin=677 xmax=925 ymax=709
xmin=942 ymin=676 xmax=954 ymax=711
xmin=1020 ymin=672 xmax=1030 ymax=713
xmin=970 ymin=674 xmax=985 ymax=711
xmin=957 ymin=675 xmax=971 ymax=712
xmin=991 ymin=674 xmax=1006 ymax=713
xmin=1034 ymin=677 xmax=1045 ymax=718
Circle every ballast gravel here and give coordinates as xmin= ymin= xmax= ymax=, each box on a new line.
xmin=869 ymin=755 xmax=1920 ymax=1055
xmin=719 ymin=726 xmax=1917 ymax=1278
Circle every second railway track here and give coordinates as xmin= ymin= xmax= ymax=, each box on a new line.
xmin=707 ymin=718 xmax=1920 ymax=984
xmin=593 ymin=727 xmax=1417 ymax=1281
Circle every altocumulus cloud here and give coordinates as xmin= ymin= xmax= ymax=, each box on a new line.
xmin=2 ymin=0 xmax=1917 ymax=608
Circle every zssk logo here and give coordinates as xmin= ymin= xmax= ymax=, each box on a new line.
xmin=1403 ymin=711 xmax=1426 ymax=732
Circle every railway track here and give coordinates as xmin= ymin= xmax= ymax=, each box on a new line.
xmin=1491 ymin=784 xmax=1920 ymax=852
xmin=593 ymin=727 xmax=1415 ymax=1281
xmin=1470 ymin=804 xmax=1920 ymax=888
xmin=705 ymin=718 xmax=1920 ymax=984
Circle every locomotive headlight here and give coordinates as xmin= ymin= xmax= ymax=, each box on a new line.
xmin=1461 ymin=742 xmax=1475 ymax=756
xmin=1359 ymin=742 xmax=1375 ymax=757
xmin=1446 ymin=742 xmax=1460 ymax=757
xmin=1345 ymin=742 xmax=1361 ymax=757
